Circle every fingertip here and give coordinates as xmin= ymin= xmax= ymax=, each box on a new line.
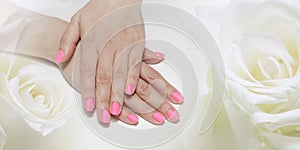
xmin=99 ymin=109 xmax=111 ymax=124
xmin=152 ymin=112 xmax=166 ymax=124
xmin=125 ymin=84 xmax=134 ymax=95
xmin=55 ymin=50 xmax=65 ymax=64
xmin=154 ymin=52 xmax=165 ymax=58
xmin=171 ymin=91 xmax=184 ymax=104
xmin=111 ymin=102 xmax=121 ymax=115
xmin=167 ymin=109 xmax=180 ymax=123
xmin=127 ymin=114 xmax=139 ymax=124
xmin=84 ymin=98 xmax=95 ymax=112
xmin=143 ymin=50 xmax=165 ymax=64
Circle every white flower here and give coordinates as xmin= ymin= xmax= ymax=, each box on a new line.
xmin=0 ymin=54 xmax=71 ymax=136
xmin=196 ymin=0 xmax=300 ymax=149
xmin=0 ymin=124 xmax=6 ymax=150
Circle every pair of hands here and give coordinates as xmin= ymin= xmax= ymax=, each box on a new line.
xmin=56 ymin=0 xmax=183 ymax=125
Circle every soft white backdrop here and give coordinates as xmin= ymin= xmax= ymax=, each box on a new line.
xmin=0 ymin=0 xmax=231 ymax=150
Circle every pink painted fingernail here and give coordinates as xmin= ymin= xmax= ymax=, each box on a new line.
xmin=167 ymin=109 xmax=180 ymax=122
xmin=152 ymin=112 xmax=165 ymax=124
xmin=125 ymin=84 xmax=133 ymax=95
xmin=154 ymin=52 xmax=165 ymax=58
xmin=127 ymin=114 xmax=138 ymax=124
xmin=100 ymin=109 xmax=111 ymax=124
xmin=171 ymin=91 xmax=184 ymax=103
xmin=55 ymin=50 xmax=64 ymax=64
xmin=85 ymin=98 xmax=95 ymax=112
xmin=111 ymin=102 xmax=121 ymax=115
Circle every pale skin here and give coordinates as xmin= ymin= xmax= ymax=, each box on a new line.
xmin=56 ymin=0 xmax=184 ymax=124
xmin=0 ymin=9 xmax=182 ymax=125
xmin=57 ymin=0 xmax=147 ymax=117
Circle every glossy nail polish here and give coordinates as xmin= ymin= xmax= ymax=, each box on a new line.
xmin=55 ymin=50 xmax=64 ymax=64
xmin=171 ymin=91 xmax=184 ymax=103
xmin=152 ymin=112 xmax=165 ymax=124
xmin=125 ymin=84 xmax=133 ymax=95
xmin=111 ymin=102 xmax=120 ymax=115
xmin=100 ymin=109 xmax=111 ymax=124
xmin=154 ymin=52 xmax=165 ymax=58
xmin=127 ymin=114 xmax=138 ymax=124
xmin=85 ymin=98 xmax=95 ymax=112
xmin=167 ymin=109 xmax=180 ymax=122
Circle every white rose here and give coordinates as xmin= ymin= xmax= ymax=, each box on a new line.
xmin=0 ymin=54 xmax=71 ymax=136
xmin=196 ymin=0 xmax=300 ymax=149
xmin=0 ymin=124 xmax=6 ymax=150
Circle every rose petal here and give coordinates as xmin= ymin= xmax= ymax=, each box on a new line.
xmin=253 ymin=109 xmax=300 ymax=131
xmin=0 ymin=124 xmax=7 ymax=150
xmin=227 ymin=81 xmax=287 ymax=105
xmin=224 ymin=100 xmax=267 ymax=150
xmin=261 ymin=130 xmax=300 ymax=150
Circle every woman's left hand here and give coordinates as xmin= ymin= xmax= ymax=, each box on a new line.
xmin=56 ymin=0 xmax=161 ymax=123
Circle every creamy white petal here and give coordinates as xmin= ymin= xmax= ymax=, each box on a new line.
xmin=261 ymin=130 xmax=300 ymax=150
xmin=0 ymin=124 xmax=7 ymax=150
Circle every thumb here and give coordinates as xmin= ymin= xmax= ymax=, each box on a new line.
xmin=56 ymin=15 xmax=80 ymax=64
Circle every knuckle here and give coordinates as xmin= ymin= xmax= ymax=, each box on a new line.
xmin=81 ymin=67 xmax=95 ymax=78
xmin=137 ymin=84 xmax=150 ymax=100
xmin=81 ymin=88 xmax=94 ymax=97
xmin=129 ymin=73 xmax=139 ymax=81
xmin=96 ymin=72 xmax=111 ymax=85
xmin=99 ymin=98 xmax=108 ymax=105
xmin=114 ymin=67 xmax=127 ymax=79
xmin=147 ymin=69 xmax=160 ymax=80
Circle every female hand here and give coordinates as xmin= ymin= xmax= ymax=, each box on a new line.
xmin=56 ymin=0 xmax=155 ymax=120
xmin=0 ymin=9 xmax=184 ymax=125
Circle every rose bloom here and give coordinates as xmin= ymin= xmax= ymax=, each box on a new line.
xmin=0 ymin=53 xmax=72 ymax=136
xmin=196 ymin=0 xmax=300 ymax=149
xmin=0 ymin=124 xmax=6 ymax=150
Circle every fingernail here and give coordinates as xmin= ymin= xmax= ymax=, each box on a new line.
xmin=152 ymin=112 xmax=165 ymax=124
xmin=171 ymin=91 xmax=184 ymax=103
xmin=111 ymin=102 xmax=121 ymax=115
xmin=127 ymin=114 xmax=138 ymax=124
xmin=154 ymin=52 xmax=165 ymax=58
xmin=85 ymin=98 xmax=95 ymax=112
xmin=55 ymin=50 xmax=64 ymax=64
xmin=125 ymin=84 xmax=133 ymax=95
xmin=167 ymin=109 xmax=180 ymax=122
xmin=100 ymin=109 xmax=111 ymax=124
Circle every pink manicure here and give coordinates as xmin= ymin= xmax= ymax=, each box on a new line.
xmin=167 ymin=109 xmax=180 ymax=122
xmin=111 ymin=102 xmax=121 ymax=115
xmin=127 ymin=114 xmax=138 ymax=124
xmin=171 ymin=91 xmax=184 ymax=103
xmin=55 ymin=50 xmax=64 ymax=64
xmin=125 ymin=84 xmax=133 ymax=95
xmin=85 ymin=98 xmax=95 ymax=112
xmin=100 ymin=109 xmax=111 ymax=124
xmin=152 ymin=112 xmax=165 ymax=124
xmin=154 ymin=52 xmax=165 ymax=58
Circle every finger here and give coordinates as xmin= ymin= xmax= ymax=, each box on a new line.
xmin=142 ymin=48 xmax=165 ymax=64
xmin=141 ymin=62 xmax=184 ymax=104
xmin=80 ymin=46 xmax=98 ymax=113
xmin=96 ymin=45 xmax=115 ymax=123
xmin=115 ymin=106 xmax=139 ymax=125
xmin=124 ymin=41 xmax=145 ymax=95
xmin=124 ymin=95 xmax=165 ymax=125
xmin=136 ymin=79 xmax=180 ymax=122
xmin=56 ymin=14 xmax=80 ymax=64
xmin=111 ymin=47 xmax=131 ymax=116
